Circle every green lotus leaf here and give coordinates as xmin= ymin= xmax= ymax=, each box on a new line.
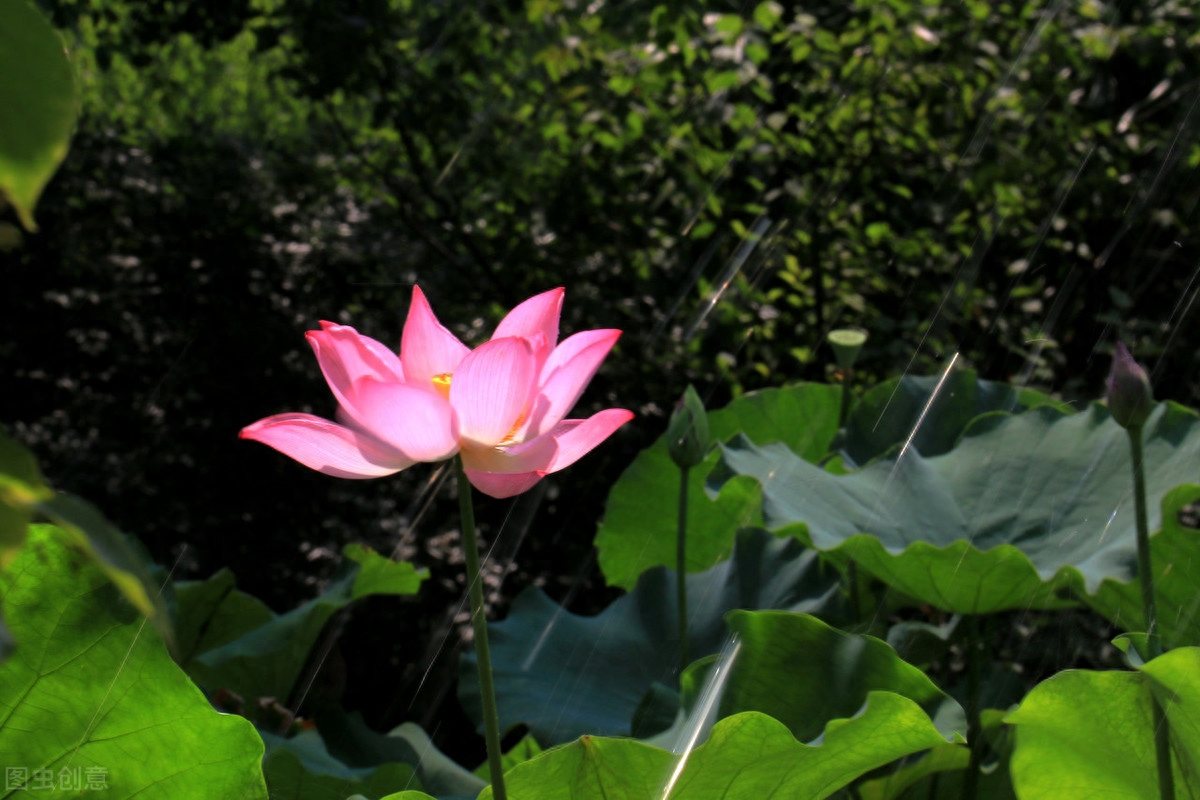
xmin=184 ymin=545 xmax=426 ymax=702
xmin=314 ymin=708 xmax=487 ymax=798
xmin=692 ymin=610 xmax=960 ymax=743
xmin=858 ymin=708 xmax=1016 ymax=799
xmin=835 ymin=369 xmax=1069 ymax=467
xmin=714 ymin=402 xmax=1200 ymax=616
xmin=0 ymin=0 xmax=78 ymax=229
xmin=1086 ymin=484 xmax=1200 ymax=649
xmin=0 ymin=431 xmax=172 ymax=651
xmin=596 ymin=383 xmax=841 ymax=589
xmin=479 ymin=693 xmax=946 ymax=800
xmin=0 ymin=524 xmax=267 ymax=798
xmin=175 ymin=567 xmax=275 ymax=664
xmin=0 ymin=429 xmax=49 ymax=568
xmin=261 ymin=729 xmax=416 ymax=800
xmin=1006 ymin=647 xmax=1200 ymax=798
xmin=462 ymin=528 xmax=846 ymax=745
xmin=473 ymin=734 xmax=542 ymax=782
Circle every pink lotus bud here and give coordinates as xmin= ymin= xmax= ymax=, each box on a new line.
xmin=1106 ymin=342 xmax=1154 ymax=429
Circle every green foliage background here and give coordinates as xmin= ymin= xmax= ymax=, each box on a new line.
xmin=4 ymin=0 xmax=1199 ymax=763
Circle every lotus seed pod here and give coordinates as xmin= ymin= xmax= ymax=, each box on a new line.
xmin=828 ymin=329 xmax=868 ymax=369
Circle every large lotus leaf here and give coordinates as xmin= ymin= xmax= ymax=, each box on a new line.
xmin=175 ymin=567 xmax=276 ymax=663
xmin=0 ymin=524 xmax=267 ymax=798
xmin=0 ymin=0 xmax=78 ymax=230
xmin=694 ymin=610 xmax=959 ymax=744
xmin=186 ymin=545 xmax=426 ymax=702
xmin=461 ymin=527 xmax=846 ymax=746
xmin=0 ymin=429 xmax=48 ymax=567
xmin=859 ymin=709 xmax=1015 ymax=800
xmin=261 ymin=729 xmax=417 ymax=800
xmin=0 ymin=431 xmax=170 ymax=649
xmin=315 ymin=708 xmax=487 ymax=798
xmin=835 ymin=369 xmax=1069 ymax=467
xmin=1006 ymin=647 xmax=1200 ymax=798
xmin=596 ymin=383 xmax=841 ymax=589
xmin=479 ymin=694 xmax=946 ymax=800
xmin=473 ymin=734 xmax=542 ymax=782
xmin=1085 ymin=484 xmax=1200 ymax=649
xmin=714 ymin=402 xmax=1200 ymax=615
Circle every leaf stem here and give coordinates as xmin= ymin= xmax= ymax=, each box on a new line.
xmin=839 ymin=369 xmax=862 ymax=623
xmin=1128 ymin=427 xmax=1174 ymax=800
xmin=456 ymin=457 xmax=507 ymax=800
xmin=838 ymin=366 xmax=854 ymax=428
xmin=677 ymin=464 xmax=690 ymax=676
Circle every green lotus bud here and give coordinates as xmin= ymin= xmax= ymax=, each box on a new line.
xmin=827 ymin=329 xmax=868 ymax=369
xmin=1106 ymin=342 xmax=1154 ymax=429
xmin=667 ymin=385 xmax=710 ymax=469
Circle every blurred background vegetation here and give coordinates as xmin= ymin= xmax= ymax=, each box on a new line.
xmin=3 ymin=0 xmax=1199 ymax=762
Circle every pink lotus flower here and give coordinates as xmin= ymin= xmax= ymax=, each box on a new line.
xmin=240 ymin=287 xmax=633 ymax=498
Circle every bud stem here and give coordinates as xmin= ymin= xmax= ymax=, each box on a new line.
xmin=677 ymin=465 xmax=691 ymax=677
xmin=1127 ymin=426 xmax=1174 ymax=800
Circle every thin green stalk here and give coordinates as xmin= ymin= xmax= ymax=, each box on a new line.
xmin=456 ymin=457 xmax=507 ymax=800
xmin=677 ymin=465 xmax=690 ymax=676
xmin=839 ymin=369 xmax=861 ymax=622
xmin=838 ymin=367 xmax=854 ymax=428
xmin=963 ymin=614 xmax=982 ymax=800
xmin=1128 ymin=428 xmax=1160 ymax=658
xmin=1128 ymin=427 xmax=1174 ymax=800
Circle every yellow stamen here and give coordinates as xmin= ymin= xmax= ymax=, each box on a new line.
xmin=499 ymin=410 xmax=527 ymax=446
xmin=432 ymin=373 xmax=452 ymax=400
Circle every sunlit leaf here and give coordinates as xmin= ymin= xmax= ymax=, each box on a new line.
xmin=0 ymin=525 xmax=267 ymax=798
xmin=479 ymin=694 xmax=947 ymax=799
xmin=0 ymin=429 xmax=49 ymax=568
xmin=1007 ymin=648 xmax=1200 ymax=798
xmin=0 ymin=0 xmax=78 ymax=229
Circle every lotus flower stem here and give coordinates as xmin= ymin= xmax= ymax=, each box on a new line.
xmin=456 ymin=456 xmax=507 ymax=800
xmin=677 ymin=464 xmax=690 ymax=676
xmin=1127 ymin=427 xmax=1174 ymax=799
